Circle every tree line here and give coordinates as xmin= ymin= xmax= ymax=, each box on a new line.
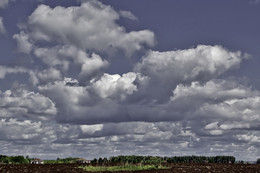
xmin=0 ymin=155 xmax=30 ymax=164
xmin=5 ymin=154 xmax=260 ymax=164
xmin=91 ymin=155 xmax=236 ymax=165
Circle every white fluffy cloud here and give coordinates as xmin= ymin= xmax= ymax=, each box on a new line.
xmin=133 ymin=45 xmax=245 ymax=103
xmin=0 ymin=119 xmax=50 ymax=143
xmin=90 ymin=72 xmax=138 ymax=100
xmin=198 ymin=96 xmax=260 ymax=121
xmin=79 ymin=53 xmax=109 ymax=85
xmin=13 ymin=31 xmax=33 ymax=54
xmin=171 ymin=79 xmax=260 ymax=120
xmin=172 ymin=79 xmax=258 ymax=104
xmin=33 ymin=45 xmax=108 ymax=85
xmin=25 ymin=1 xmax=154 ymax=55
xmin=0 ymin=87 xmax=57 ymax=120
xmin=38 ymin=75 xmax=140 ymax=124
xmin=29 ymin=68 xmax=62 ymax=86
xmin=169 ymin=79 xmax=260 ymax=145
xmin=136 ymin=45 xmax=244 ymax=83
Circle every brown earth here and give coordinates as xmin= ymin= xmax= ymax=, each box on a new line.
xmin=0 ymin=163 xmax=260 ymax=173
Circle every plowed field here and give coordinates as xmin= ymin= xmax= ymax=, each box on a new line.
xmin=0 ymin=163 xmax=260 ymax=173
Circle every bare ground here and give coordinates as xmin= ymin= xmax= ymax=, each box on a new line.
xmin=0 ymin=163 xmax=260 ymax=173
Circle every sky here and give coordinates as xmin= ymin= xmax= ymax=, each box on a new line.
xmin=0 ymin=0 xmax=260 ymax=161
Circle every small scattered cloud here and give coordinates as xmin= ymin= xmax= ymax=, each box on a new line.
xmin=0 ymin=0 xmax=15 ymax=8
xmin=250 ymin=0 xmax=260 ymax=4
xmin=13 ymin=31 xmax=33 ymax=53
xmin=119 ymin=10 xmax=138 ymax=20
xmin=0 ymin=17 xmax=6 ymax=34
xmin=0 ymin=65 xmax=27 ymax=79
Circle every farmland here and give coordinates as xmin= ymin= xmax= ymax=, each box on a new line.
xmin=0 ymin=163 xmax=260 ymax=173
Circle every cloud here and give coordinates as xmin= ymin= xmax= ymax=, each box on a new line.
xmin=90 ymin=72 xmax=138 ymax=100
xmin=38 ymin=75 xmax=139 ymax=124
xmin=0 ymin=17 xmax=6 ymax=34
xmin=20 ymin=1 xmax=154 ymax=55
xmin=171 ymin=79 xmax=260 ymax=120
xmin=119 ymin=10 xmax=138 ymax=20
xmin=171 ymin=79 xmax=258 ymax=106
xmin=0 ymin=87 xmax=57 ymax=120
xmin=29 ymin=68 xmax=63 ymax=86
xmin=13 ymin=31 xmax=33 ymax=54
xmin=237 ymin=133 xmax=260 ymax=143
xmin=0 ymin=0 xmax=14 ymax=8
xmin=0 ymin=119 xmax=50 ymax=144
xmin=78 ymin=53 xmax=109 ymax=85
xmin=0 ymin=65 xmax=27 ymax=79
xmin=36 ymin=71 xmax=260 ymax=131
xmin=250 ymin=0 xmax=260 ymax=4
xmin=168 ymin=79 xmax=260 ymax=146
xmin=33 ymin=45 xmax=109 ymax=85
xmin=133 ymin=45 xmax=245 ymax=103
xmin=136 ymin=45 xmax=244 ymax=83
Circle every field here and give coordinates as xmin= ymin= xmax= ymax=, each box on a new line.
xmin=0 ymin=163 xmax=260 ymax=173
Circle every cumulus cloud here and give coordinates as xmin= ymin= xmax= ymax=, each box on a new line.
xmin=13 ymin=31 xmax=33 ymax=54
xmin=171 ymin=79 xmax=260 ymax=120
xmin=33 ymin=45 xmax=109 ymax=85
xmin=23 ymin=1 xmax=154 ymax=55
xmin=171 ymin=79 xmax=258 ymax=107
xmin=0 ymin=119 xmax=51 ymax=144
xmin=38 ymin=75 xmax=139 ymax=124
xmin=134 ymin=45 xmax=245 ymax=103
xmin=0 ymin=87 xmax=57 ymax=120
xmin=90 ymin=72 xmax=138 ymax=100
xmin=78 ymin=53 xmax=109 ymax=85
xmin=0 ymin=17 xmax=5 ymax=34
xmin=168 ymin=79 xmax=260 ymax=147
xmin=136 ymin=45 xmax=243 ymax=83
xmin=29 ymin=68 xmax=62 ymax=86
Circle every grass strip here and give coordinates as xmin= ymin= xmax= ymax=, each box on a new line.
xmin=80 ymin=165 xmax=169 ymax=172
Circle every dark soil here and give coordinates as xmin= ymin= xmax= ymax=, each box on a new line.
xmin=0 ymin=163 xmax=260 ymax=173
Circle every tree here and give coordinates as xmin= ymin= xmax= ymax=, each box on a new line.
xmin=11 ymin=156 xmax=29 ymax=164
xmin=98 ymin=157 xmax=103 ymax=165
xmin=257 ymin=158 xmax=260 ymax=164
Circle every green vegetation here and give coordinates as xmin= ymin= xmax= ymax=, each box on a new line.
xmin=92 ymin=155 xmax=236 ymax=165
xmin=44 ymin=157 xmax=79 ymax=164
xmin=0 ymin=154 xmax=236 ymax=165
xmin=0 ymin=155 xmax=30 ymax=164
xmin=80 ymin=165 xmax=169 ymax=172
